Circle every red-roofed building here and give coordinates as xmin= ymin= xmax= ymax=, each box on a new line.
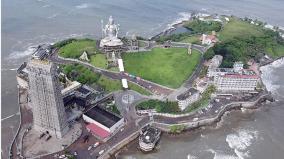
xmin=200 ymin=34 xmax=218 ymax=45
xmin=86 ymin=123 xmax=111 ymax=139
xmin=83 ymin=105 xmax=124 ymax=140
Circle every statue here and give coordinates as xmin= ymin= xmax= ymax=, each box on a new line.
xmin=102 ymin=16 xmax=120 ymax=38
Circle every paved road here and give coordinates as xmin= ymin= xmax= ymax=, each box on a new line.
xmin=49 ymin=49 xmax=173 ymax=96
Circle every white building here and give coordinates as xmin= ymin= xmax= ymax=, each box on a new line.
xmin=83 ymin=106 xmax=124 ymax=139
xmin=208 ymin=61 xmax=259 ymax=92
xmin=176 ymin=88 xmax=200 ymax=110
xmin=208 ymin=68 xmax=232 ymax=77
xmin=209 ymin=55 xmax=223 ymax=69
xmin=214 ymin=73 xmax=259 ymax=92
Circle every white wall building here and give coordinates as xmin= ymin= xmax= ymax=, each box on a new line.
xmin=214 ymin=74 xmax=259 ymax=91
xmin=83 ymin=106 xmax=124 ymax=139
xmin=209 ymin=55 xmax=223 ymax=69
xmin=176 ymin=88 xmax=200 ymax=110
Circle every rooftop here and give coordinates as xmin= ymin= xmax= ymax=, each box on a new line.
xmin=84 ymin=106 xmax=121 ymax=128
xmin=86 ymin=123 xmax=111 ymax=139
xmin=32 ymin=44 xmax=52 ymax=60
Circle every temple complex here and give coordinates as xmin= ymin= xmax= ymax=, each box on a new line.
xmin=100 ymin=16 xmax=124 ymax=66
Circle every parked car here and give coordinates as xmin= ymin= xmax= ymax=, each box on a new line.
xmin=93 ymin=142 xmax=100 ymax=148
xmin=99 ymin=150 xmax=105 ymax=155
xmin=88 ymin=146 xmax=92 ymax=151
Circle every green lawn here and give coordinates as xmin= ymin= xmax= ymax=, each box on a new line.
xmin=219 ymin=18 xmax=265 ymax=41
xmin=97 ymin=75 xmax=122 ymax=92
xmin=128 ymin=83 xmax=152 ymax=96
xmin=58 ymin=39 xmax=99 ymax=58
xmin=97 ymin=75 xmax=151 ymax=95
xmin=136 ymin=99 xmax=180 ymax=113
xmin=123 ymin=48 xmax=201 ymax=88
xmin=90 ymin=54 xmax=108 ymax=69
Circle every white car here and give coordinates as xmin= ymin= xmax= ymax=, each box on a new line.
xmin=88 ymin=146 xmax=92 ymax=151
xmin=99 ymin=150 xmax=105 ymax=155
xmin=59 ymin=155 xmax=65 ymax=159
xmin=93 ymin=142 xmax=100 ymax=148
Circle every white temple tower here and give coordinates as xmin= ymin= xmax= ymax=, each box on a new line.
xmin=26 ymin=59 xmax=69 ymax=138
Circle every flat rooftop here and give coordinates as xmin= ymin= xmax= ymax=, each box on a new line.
xmin=63 ymin=94 xmax=86 ymax=107
xmin=84 ymin=106 xmax=121 ymax=128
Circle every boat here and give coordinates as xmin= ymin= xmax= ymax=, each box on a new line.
xmin=139 ymin=125 xmax=161 ymax=152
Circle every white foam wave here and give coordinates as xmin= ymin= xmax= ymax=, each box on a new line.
xmin=226 ymin=129 xmax=258 ymax=159
xmin=42 ymin=4 xmax=50 ymax=8
xmin=260 ymin=57 xmax=284 ymax=92
xmin=187 ymin=154 xmax=198 ymax=159
xmin=76 ymin=3 xmax=89 ymax=9
xmin=8 ymin=46 xmax=36 ymax=60
xmin=166 ymin=12 xmax=192 ymax=30
xmin=207 ymin=149 xmax=239 ymax=159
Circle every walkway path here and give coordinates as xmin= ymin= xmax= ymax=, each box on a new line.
xmin=49 ymin=49 xmax=174 ymax=96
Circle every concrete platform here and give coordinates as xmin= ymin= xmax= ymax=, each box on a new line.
xmin=22 ymin=122 xmax=82 ymax=158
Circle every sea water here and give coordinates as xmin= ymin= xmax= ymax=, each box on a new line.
xmin=2 ymin=0 xmax=284 ymax=158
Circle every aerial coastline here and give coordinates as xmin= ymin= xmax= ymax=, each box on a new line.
xmin=9 ymin=12 xmax=284 ymax=159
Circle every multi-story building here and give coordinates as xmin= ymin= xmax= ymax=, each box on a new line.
xmin=26 ymin=58 xmax=69 ymax=138
xmin=209 ymin=55 xmax=223 ymax=69
xmin=209 ymin=61 xmax=260 ymax=92
xmin=214 ymin=73 xmax=259 ymax=91
xmin=176 ymin=88 xmax=200 ymax=110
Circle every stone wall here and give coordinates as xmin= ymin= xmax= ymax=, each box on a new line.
xmin=153 ymin=93 xmax=271 ymax=132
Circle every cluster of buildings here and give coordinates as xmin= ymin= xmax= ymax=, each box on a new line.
xmin=16 ymin=37 xmax=126 ymax=157
xmin=200 ymin=32 xmax=218 ymax=46
xmin=208 ymin=55 xmax=260 ymax=92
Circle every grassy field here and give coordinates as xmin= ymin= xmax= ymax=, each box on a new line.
xmin=90 ymin=54 xmax=108 ymax=69
xmin=58 ymin=39 xmax=112 ymax=68
xmin=58 ymin=39 xmax=99 ymax=58
xmin=219 ymin=18 xmax=265 ymax=41
xmin=123 ymin=48 xmax=201 ymax=88
xmin=97 ymin=75 xmax=151 ymax=95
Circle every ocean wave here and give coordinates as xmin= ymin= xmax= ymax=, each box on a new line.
xmin=42 ymin=4 xmax=50 ymax=8
xmin=8 ymin=46 xmax=36 ymax=60
xmin=187 ymin=154 xmax=198 ymax=159
xmin=225 ymin=129 xmax=258 ymax=159
xmin=76 ymin=3 xmax=89 ymax=9
xmin=260 ymin=58 xmax=284 ymax=93
xmin=207 ymin=149 xmax=239 ymax=159
xmin=167 ymin=12 xmax=192 ymax=29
